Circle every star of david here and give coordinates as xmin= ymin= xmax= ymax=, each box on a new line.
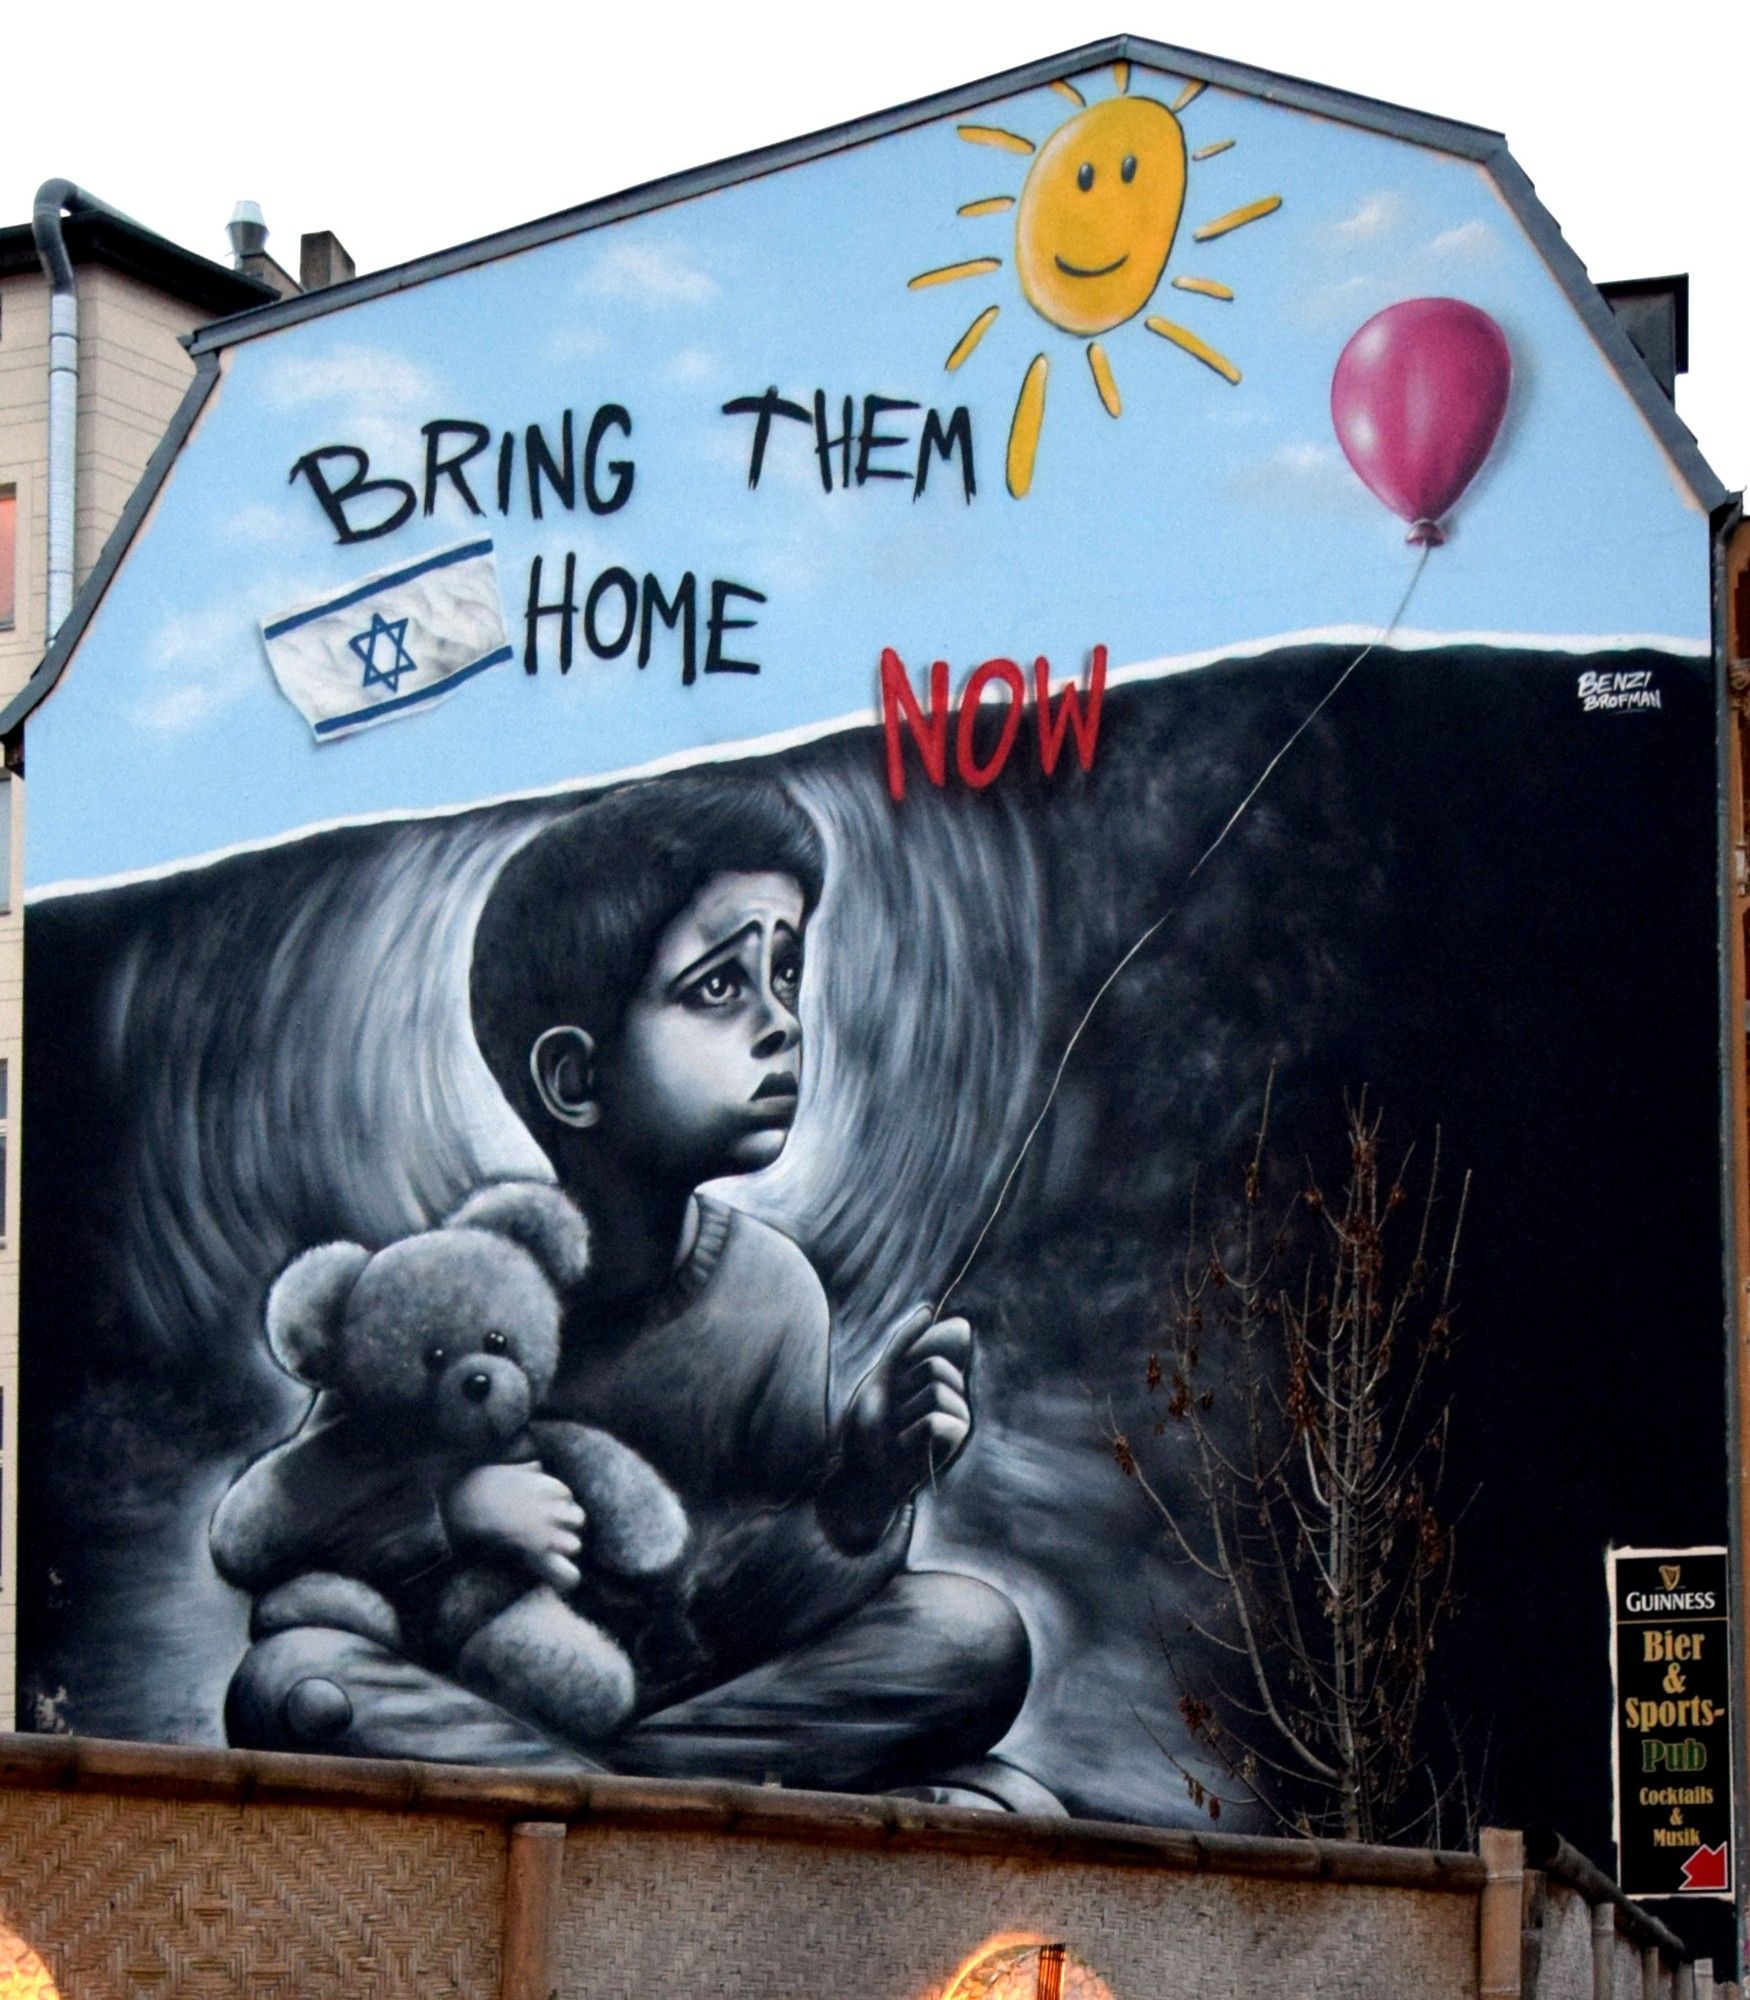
xmin=348 ymin=612 xmax=418 ymax=693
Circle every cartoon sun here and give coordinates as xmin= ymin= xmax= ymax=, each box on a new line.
xmin=908 ymin=63 xmax=1282 ymax=496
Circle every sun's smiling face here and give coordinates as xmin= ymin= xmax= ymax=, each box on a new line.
xmin=908 ymin=64 xmax=1283 ymax=496
xmin=1016 ymin=98 xmax=1187 ymax=336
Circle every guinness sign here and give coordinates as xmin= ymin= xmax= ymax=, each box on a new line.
xmin=1609 ymin=1547 xmax=1733 ymax=1898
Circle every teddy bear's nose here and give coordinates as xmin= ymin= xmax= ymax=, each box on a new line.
xmin=462 ymin=1371 xmax=493 ymax=1403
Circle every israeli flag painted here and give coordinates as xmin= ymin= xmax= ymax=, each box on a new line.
xmin=261 ymin=539 xmax=513 ymax=740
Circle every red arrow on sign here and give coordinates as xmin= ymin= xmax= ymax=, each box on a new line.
xmin=1680 ymin=1843 xmax=1729 ymax=1893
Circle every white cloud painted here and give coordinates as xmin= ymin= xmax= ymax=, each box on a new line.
xmin=135 ymin=578 xmax=318 ymax=735
xmin=150 ymin=600 xmax=252 ymax=669
xmin=260 ymin=341 xmax=444 ymax=471
xmin=1429 ymin=219 xmax=1497 ymax=260
xmin=135 ymin=673 xmax=256 ymax=734
xmin=664 ymin=347 xmax=720 ymax=385
xmin=545 ymin=324 xmax=610 ymax=364
xmin=583 ymin=240 xmax=716 ymax=306
xmin=1228 ymin=438 xmax=1376 ymax=517
xmin=1302 ymin=270 xmax=1394 ymax=326
xmin=1328 ymin=192 xmax=1407 ymax=242
xmin=222 ymin=500 xmax=300 ymax=544
xmin=1302 ymin=210 xmax=1501 ymax=327
xmin=263 ymin=343 xmax=437 ymax=412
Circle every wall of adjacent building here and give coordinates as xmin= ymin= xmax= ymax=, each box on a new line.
xmin=0 ymin=257 xmax=208 ymax=1728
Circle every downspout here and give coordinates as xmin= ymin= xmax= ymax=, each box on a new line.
xmin=31 ymin=181 xmax=132 ymax=641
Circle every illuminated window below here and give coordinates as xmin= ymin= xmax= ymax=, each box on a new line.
xmin=0 ymin=488 xmax=15 ymax=630
xmin=938 ymin=1933 xmax=1114 ymax=2000
xmin=0 ymin=1920 xmax=60 ymax=1998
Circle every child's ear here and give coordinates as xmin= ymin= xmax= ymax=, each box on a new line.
xmin=530 ymin=1025 xmax=601 ymax=1130
xmin=265 ymin=1242 xmax=371 ymax=1385
xmin=448 ymin=1182 xmax=591 ymax=1291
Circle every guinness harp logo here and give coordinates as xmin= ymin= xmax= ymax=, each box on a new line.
xmin=1660 ymin=1564 xmax=1682 ymax=1591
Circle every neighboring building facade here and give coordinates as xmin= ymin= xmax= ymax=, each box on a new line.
xmin=0 ymin=34 xmax=1739 ymax=1961
xmin=0 ymin=205 xmax=270 ymax=1719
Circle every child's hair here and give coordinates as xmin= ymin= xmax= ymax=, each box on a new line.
xmin=470 ymin=770 xmax=826 ymax=1130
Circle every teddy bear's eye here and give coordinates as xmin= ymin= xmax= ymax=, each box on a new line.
xmin=483 ymin=1330 xmax=508 ymax=1355
xmin=423 ymin=1344 xmax=447 ymax=1371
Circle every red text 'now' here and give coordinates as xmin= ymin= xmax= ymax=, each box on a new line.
xmin=881 ymin=645 xmax=1108 ymax=801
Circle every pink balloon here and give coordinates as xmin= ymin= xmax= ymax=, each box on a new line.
xmin=1331 ymin=298 xmax=1512 ymax=545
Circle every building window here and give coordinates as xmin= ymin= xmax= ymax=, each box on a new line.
xmin=0 ymin=487 xmax=15 ymax=629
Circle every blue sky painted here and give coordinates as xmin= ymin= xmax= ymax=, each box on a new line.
xmin=26 ymin=58 xmax=1709 ymax=889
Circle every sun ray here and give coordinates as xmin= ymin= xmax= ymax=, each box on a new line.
xmin=1087 ymin=342 xmax=1122 ymax=418
xmin=1193 ymin=195 xmax=1282 ymax=242
xmin=1007 ymin=354 xmax=1049 ymax=498
xmin=1171 ymin=80 xmax=1206 ymax=111
xmin=909 ymin=257 xmax=1003 ymax=290
xmin=957 ymin=195 xmax=1015 ymax=217
xmin=1051 ymin=79 xmax=1086 ymax=106
xmin=947 ymin=305 xmax=1000 ymax=371
xmin=1172 ymin=275 xmax=1235 ymax=300
xmin=958 ymin=124 xmax=1034 ymax=154
xmin=1193 ymin=138 xmax=1235 ymax=160
xmin=1112 ymin=60 xmax=1131 ymax=93
xmin=1144 ymin=315 xmax=1241 ymax=384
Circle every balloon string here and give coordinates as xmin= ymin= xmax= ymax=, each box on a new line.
xmin=934 ymin=545 xmax=1432 ymax=1317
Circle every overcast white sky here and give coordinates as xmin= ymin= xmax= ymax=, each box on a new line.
xmin=6 ymin=0 xmax=1746 ymax=490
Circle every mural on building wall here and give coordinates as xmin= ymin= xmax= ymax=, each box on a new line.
xmin=11 ymin=53 xmax=1726 ymax=1866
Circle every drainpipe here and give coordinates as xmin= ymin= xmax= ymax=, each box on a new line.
xmin=31 ymin=181 xmax=131 ymax=641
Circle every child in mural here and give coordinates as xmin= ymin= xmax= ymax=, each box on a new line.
xmin=220 ymin=772 xmax=1045 ymax=1808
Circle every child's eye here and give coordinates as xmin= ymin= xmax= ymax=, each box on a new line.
xmin=685 ymin=965 xmax=744 ymax=1008
xmin=772 ymin=952 xmax=803 ymax=1002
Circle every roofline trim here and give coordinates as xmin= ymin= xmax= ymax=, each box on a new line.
xmin=0 ymin=351 xmax=224 ymax=741
xmin=1481 ymin=152 xmax=1726 ymax=513
xmin=186 ymin=32 xmax=1505 ymax=357
xmin=0 ymin=211 xmax=275 ymax=319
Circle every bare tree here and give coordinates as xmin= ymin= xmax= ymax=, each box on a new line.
xmin=1112 ymin=1076 xmax=1472 ymax=1843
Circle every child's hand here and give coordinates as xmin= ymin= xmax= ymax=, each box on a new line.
xmin=445 ymin=1463 xmax=586 ymax=1591
xmin=838 ymin=1305 xmax=974 ymax=1515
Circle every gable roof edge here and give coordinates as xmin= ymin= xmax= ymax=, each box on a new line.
xmin=1 ymin=351 xmax=224 ymax=744
xmin=1477 ymin=144 xmax=1728 ymax=516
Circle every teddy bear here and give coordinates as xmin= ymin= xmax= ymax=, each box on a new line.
xmin=209 ymin=1181 xmax=689 ymax=1747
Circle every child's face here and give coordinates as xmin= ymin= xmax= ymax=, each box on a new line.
xmin=598 ymin=870 xmax=806 ymax=1184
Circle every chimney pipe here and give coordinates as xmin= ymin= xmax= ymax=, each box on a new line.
xmin=227 ymin=200 xmax=267 ymax=268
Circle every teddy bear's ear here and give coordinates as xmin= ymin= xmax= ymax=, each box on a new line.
xmin=447 ymin=1181 xmax=591 ymax=1290
xmin=265 ymin=1241 xmax=371 ymax=1384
